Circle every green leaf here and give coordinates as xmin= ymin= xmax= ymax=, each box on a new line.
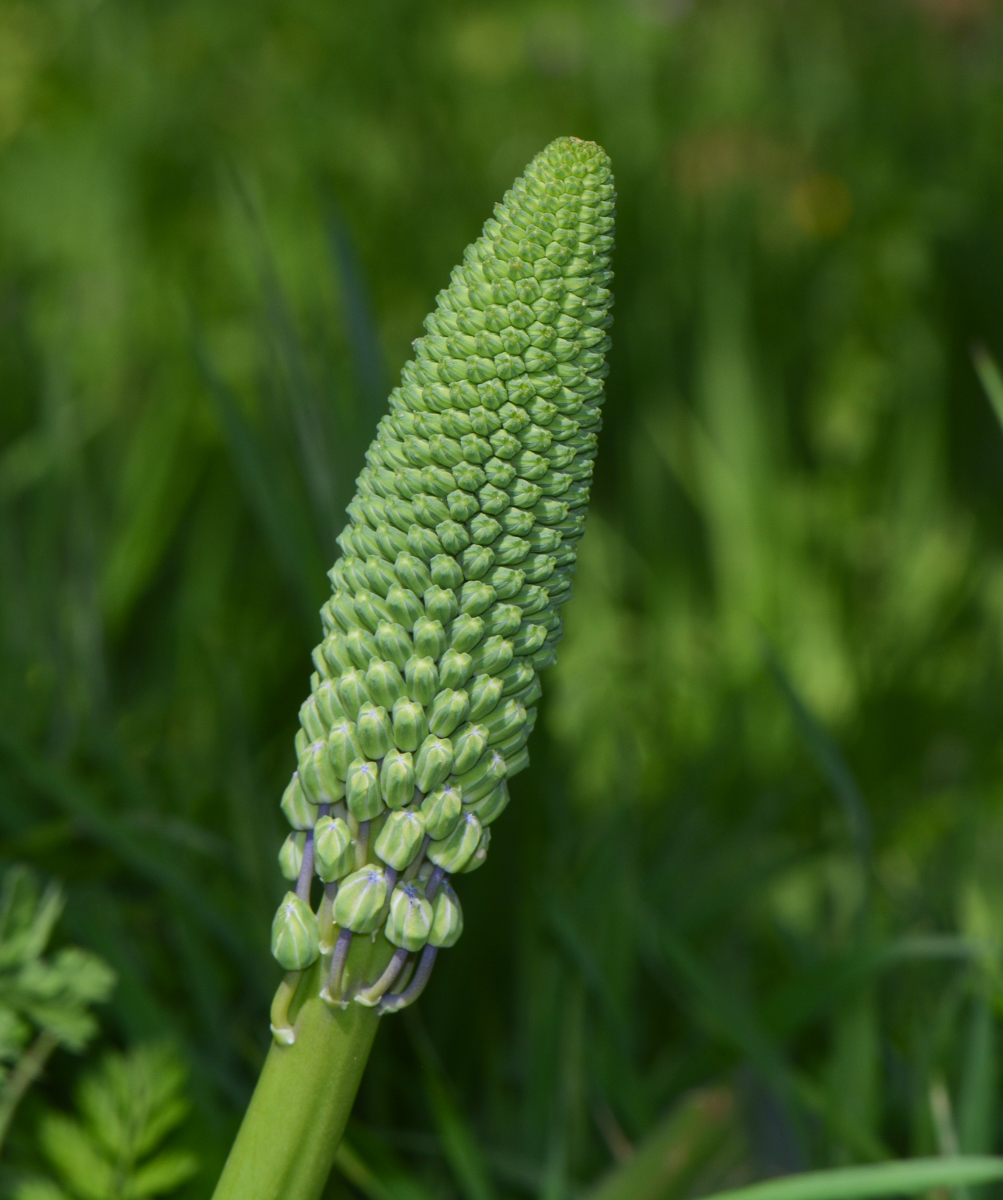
xmin=122 ymin=1149 xmax=200 ymax=1198
xmin=702 ymin=1157 xmax=1003 ymax=1200
xmin=12 ymin=1179 xmax=72 ymax=1200
xmin=973 ymin=345 xmax=1003 ymax=434
xmin=38 ymin=1113 xmax=115 ymax=1200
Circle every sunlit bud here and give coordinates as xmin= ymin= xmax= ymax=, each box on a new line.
xmin=384 ymin=883 xmax=434 ymax=952
xmin=391 ymin=697 xmax=428 ymax=752
xmin=449 ymin=613 xmax=485 ymax=652
xmin=271 ymin=892 xmax=321 ymax=971
xmin=332 ymin=867 xmax=388 ymax=935
xmin=365 ymin=659 xmax=406 ymax=708
xmin=380 ymin=750 xmax=415 ymax=809
xmin=428 ymin=883 xmax=464 ymax=949
xmin=278 ymin=832 xmax=306 ymax=881
xmin=465 ymin=780 xmax=510 ymax=826
xmin=386 ymin=583 xmax=424 ymax=629
xmin=430 ymin=553 xmax=464 ymax=589
xmin=405 ymin=656 xmax=439 ymax=706
xmin=468 ymin=674 xmax=504 ymax=721
xmin=375 ymin=620 xmax=414 ymax=670
xmin=314 ymin=815 xmax=354 ymax=882
xmin=413 ymin=616 xmax=447 ymax=660
xmin=345 ymin=627 xmax=379 ymax=670
xmin=483 ymin=698 xmax=527 ymax=741
xmin=328 ymin=720 xmax=363 ymax=781
xmin=299 ymin=695 xmax=327 ymax=741
xmin=395 ymin=551 xmax=432 ymax=594
xmin=320 ymin=632 xmax=354 ymax=674
xmin=356 ymin=704 xmax=394 ymax=759
xmin=427 ymin=689 xmax=471 ymax=737
xmin=459 ymin=581 xmax=496 ymax=615
xmin=452 ymin=723 xmax=489 ymax=774
xmin=427 ymin=812 xmax=483 ymax=873
xmin=438 ymin=649 xmax=473 ymax=689
xmin=421 ymin=783 xmax=463 ymax=839
xmin=454 ymin=749 xmax=507 ymax=803
xmin=346 ymin=759 xmax=383 ymax=821
xmin=424 ymin=585 xmax=459 ymax=624
xmin=337 ymin=669 xmax=372 ymax=720
xmin=281 ymin=774 xmax=318 ymax=831
xmin=414 ymin=736 xmax=454 ymax=793
xmin=458 ymin=827 xmax=491 ymax=874
xmin=375 ymin=810 xmax=427 ymax=871
xmin=315 ymin=679 xmax=347 ymax=725
xmin=298 ymin=739 xmax=346 ymax=805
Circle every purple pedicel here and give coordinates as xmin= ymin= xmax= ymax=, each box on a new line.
xmin=378 ymin=945 xmax=438 ymax=1014
xmin=325 ymin=927 xmax=353 ymax=999
xmin=358 ymin=945 xmax=409 ymax=1005
xmin=296 ymin=830 xmax=315 ymax=902
xmin=425 ymin=866 xmax=445 ymax=901
xmin=384 ymin=866 xmax=399 ymax=891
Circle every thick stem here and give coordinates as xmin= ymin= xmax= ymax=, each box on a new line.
xmin=213 ymin=946 xmax=389 ymax=1200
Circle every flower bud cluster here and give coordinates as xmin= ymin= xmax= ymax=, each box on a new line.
xmin=269 ymin=136 xmax=614 ymax=1012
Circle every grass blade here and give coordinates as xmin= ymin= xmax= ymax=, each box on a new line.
xmin=704 ymin=1157 xmax=1003 ymax=1200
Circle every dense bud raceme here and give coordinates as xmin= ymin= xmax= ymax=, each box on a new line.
xmin=270 ymin=136 xmax=614 ymax=1028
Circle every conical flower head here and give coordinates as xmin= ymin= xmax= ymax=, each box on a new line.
xmin=272 ymin=137 xmax=614 ymax=995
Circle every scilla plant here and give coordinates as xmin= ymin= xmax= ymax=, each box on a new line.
xmin=212 ymin=136 xmax=614 ymax=1199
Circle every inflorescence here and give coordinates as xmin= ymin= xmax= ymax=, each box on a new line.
xmin=269 ymin=136 xmax=614 ymax=1040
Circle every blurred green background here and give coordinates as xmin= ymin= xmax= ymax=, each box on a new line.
xmin=4 ymin=0 xmax=1003 ymax=1194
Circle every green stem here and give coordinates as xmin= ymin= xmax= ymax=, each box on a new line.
xmin=212 ymin=940 xmax=390 ymax=1200
xmin=0 ymin=1029 xmax=60 ymax=1159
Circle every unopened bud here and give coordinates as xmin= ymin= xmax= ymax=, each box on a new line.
xmin=414 ymin=735 xmax=454 ymax=793
xmin=281 ymin=774 xmax=318 ymax=831
xmin=337 ymin=669 xmax=372 ymax=720
xmin=271 ymin=892 xmax=321 ymax=971
xmin=346 ymin=759 xmax=383 ymax=821
xmin=356 ymin=704 xmax=394 ymax=759
xmin=405 ymin=656 xmax=439 ymax=706
xmin=314 ymin=815 xmax=354 ymax=882
xmin=380 ymin=750 xmax=415 ymax=809
xmin=366 ymin=659 xmax=406 ymax=708
xmin=298 ymin=739 xmax=346 ymax=805
xmin=458 ymin=827 xmax=491 ymax=874
xmin=375 ymin=620 xmax=413 ymax=670
xmin=374 ymin=809 xmax=426 ymax=870
xmin=454 ymin=748 xmax=507 ymax=803
xmin=278 ymin=831 xmax=306 ymax=881
xmin=427 ymin=811 xmax=483 ymax=873
xmin=452 ymin=723 xmax=489 ymax=774
xmin=449 ymin=613 xmax=485 ymax=652
xmin=438 ymin=648 xmax=473 ymax=689
xmin=468 ymin=674 xmax=504 ymax=720
xmin=421 ymin=783 xmax=462 ymax=839
xmin=385 ymin=883 xmax=434 ymax=952
xmin=328 ymin=720 xmax=363 ymax=780
xmin=427 ymin=688 xmax=471 ymax=737
xmin=391 ymin=697 xmax=428 ymax=752
xmin=332 ymin=867 xmax=388 ymax=934
xmin=428 ymin=883 xmax=464 ymax=948
xmin=465 ymin=779 xmax=510 ymax=826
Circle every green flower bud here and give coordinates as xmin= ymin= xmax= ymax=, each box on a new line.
xmin=430 ymin=554 xmax=464 ymax=589
xmin=328 ymin=720 xmax=363 ymax=781
xmin=314 ymin=815 xmax=354 ymax=882
xmin=413 ymin=616 xmax=447 ymax=660
xmin=345 ymin=627 xmax=379 ymax=670
xmin=391 ymin=697 xmax=428 ymax=751
xmin=438 ymin=648 xmax=473 ymax=689
xmin=298 ymin=739 xmax=346 ymax=805
xmin=320 ymin=632 xmax=354 ymax=674
xmin=483 ymin=698 xmax=527 ymax=741
xmin=375 ymin=810 xmax=427 ymax=871
xmin=500 ymin=659 xmax=536 ymax=696
xmin=421 ymin=783 xmax=463 ymax=839
xmin=504 ymin=746 xmax=531 ymax=776
xmin=470 ymin=635 xmax=514 ymax=675
xmin=346 ymin=759 xmax=383 ymax=821
xmin=332 ymin=867 xmax=388 ymax=935
xmin=452 ymin=723 xmax=490 ymax=774
xmin=356 ymin=704 xmax=394 ymax=759
xmin=405 ymin=656 xmax=439 ymax=706
xmin=271 ymin=892 xmax=321 ymax=971
xmin=424 ymin=585 xmax=459 ymax=624
xmin=299 ymin=695 xmax=327 ymax=741
xmin=428 ymin=883 xmax=464 ymax=948
xmin=337 ymin=669 xmax=372 ymax=720
xmin=375 ymin=620 xmax=414 ymax=670
xmin=395 ymin=552 xmax=432 ymax=594
xmin=449 ymin=613 xmax=485 ymax=652
xmin=386 ymin=584 xmax=424 ymax=629
xmin=385 ymin=883 xmax=434 ymax=952
xmin=458 ymin=827 xmax=491 ymax=874
xmin=315 ymin=679 xmax=347 ymax=725
xmin=380 ymin=749 xmax=415 ymax=809
xmin=414 ymin=735 xmax=454 ymax=793
xmin=493 ymin=727 xmax=529 ymax=759
xmin=427 ymin=688 xmax=471 ymax=737
xmin=281 ymin=774 xmax=318 ymax=830
xmin=468 ymin=674 xmax=504 ymax=721
xmin=366 ymin=659 xmax=406 ymax=707
xmin=465 ymin=779 xmax=510 ymax=826
xmin=459 ymin=581 xmax=496 ymax=616
xmin=454 ymin=748 xmax=507 ymax=804
xmin=278 ymin=831 xmax=306 ymax=881
xmin=427 ymin=811 xmax=483 ymax=873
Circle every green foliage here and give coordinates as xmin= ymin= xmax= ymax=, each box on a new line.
xmin=13 ymin=1045 xmax=197 ymax=1200
xmin=4 ymin=0 xmax=1003 ymax=1193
